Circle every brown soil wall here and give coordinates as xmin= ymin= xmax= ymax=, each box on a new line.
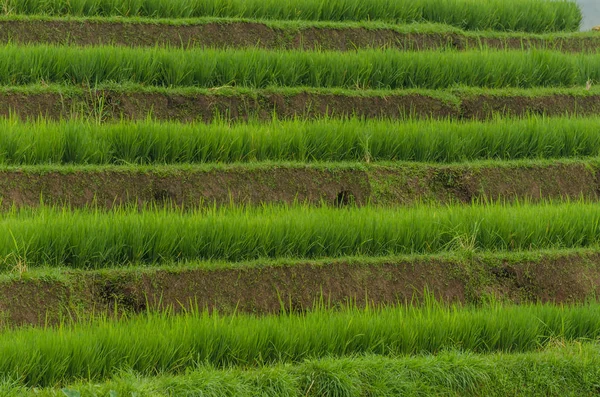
xmin=2 ymin=90 xmax=600 ymax=121
xmin=2 ymin=251 xmax=600 ymax=327
xmin=0 ymin=162 xmax=596 ymax=209
xmin=1 ymin=20 xmax=598 ymax=52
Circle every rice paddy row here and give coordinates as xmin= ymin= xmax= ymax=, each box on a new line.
xmin=2 ymin=201 xmax=600 ymax=268
xmin=13 ymin=345 xmax=600 ymax=396
xmin=1 ymin=117 xmax=600 ymax=164
xmin=3 ymin=302 xmax=600 ymax=387
xmin=0 ymin=0 xmax=581 ymax=33
xmin=3 ymin=45 xmax=600 ymax=89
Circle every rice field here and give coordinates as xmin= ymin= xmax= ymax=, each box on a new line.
xmin=2 ymin=302 xmax=600 ymax=386
xmin=0 ymin=0 xmax=581 ymax=32
xmin=1 ymin=45 xmax=598 ymax=89
xmin=0 ymin=201 xmax=599 ymax=268
xmin=14 ymin=345 xmax=600 ymax=396
xmin=0 ymin=116 xmax=600 ymax=164
xmin=1 ymin=0 xmax=600 ymax=394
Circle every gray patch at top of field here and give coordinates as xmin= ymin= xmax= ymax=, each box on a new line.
xmin=576 ymin=0 xmax=600 ymax=30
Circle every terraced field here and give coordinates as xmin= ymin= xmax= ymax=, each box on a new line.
xmin=2 ymin=0 xmax=600 ymax=395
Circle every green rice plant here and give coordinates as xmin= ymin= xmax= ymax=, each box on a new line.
xmin=0 ymin=0 xmax=581 ymax=33
xmin=0 ymin=45 xmax=596 ymax=89
xmin=2 ymin=302 xmax=600 ymax=386
xmin=19 ymin=344 xmax=600 ymax=396
xmin=0 ymin=201 xmax=600 ymax=268
xmin=2 ymin=116 xmax=600 ymax=164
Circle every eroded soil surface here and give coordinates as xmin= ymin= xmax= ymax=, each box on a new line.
xmin=0 ymin=162 xmax=595 ymax=209
xmin=1 ymin=20 xmax=598 ymax=52
xmin=1 ymin=90 xmax=599 ymax=122
xmin=2 ymin=251 xmax=599 ymax=327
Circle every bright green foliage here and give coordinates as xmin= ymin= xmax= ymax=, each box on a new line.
xmin=0 ymin=45 xmax=596 ymax=89
xmin=3 ymin=303 xmax=600 ymax=387
xmin=0 ymin=1 xmax=592 ymax=395
xmin=15 ymin=345 xmax=600 ymax=396
xmin=2 ymin=116 xmax=600 ymax=164
xmin=2 ymin=201 xmax=600 ymax=268
xmin=0 ymin=0 xmax=582 ymax=32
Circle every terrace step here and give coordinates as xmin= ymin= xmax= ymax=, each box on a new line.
xmin=1 ymin=88 xmax=600 ymax=121
xmin=0 ymin=19 xmax=597 ymax=52
xmin=0 ymin=161 xmax=595 ymax=209
xmin=2 ymin=249 xmax=599 ymax=327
